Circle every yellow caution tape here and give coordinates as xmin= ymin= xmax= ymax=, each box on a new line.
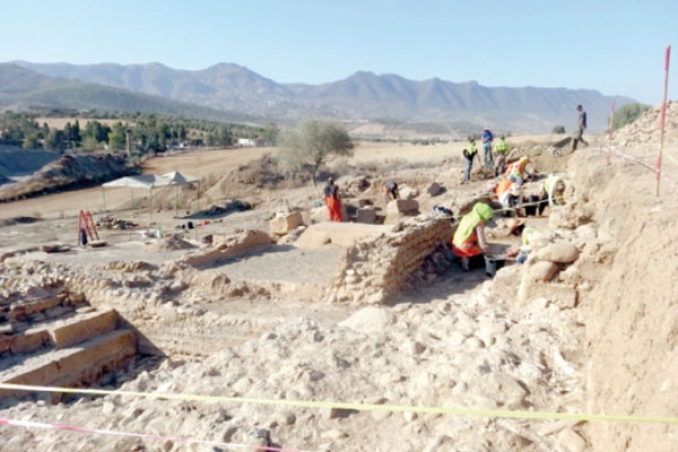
xmin=2 ymin=383 xmax=678 ymax=425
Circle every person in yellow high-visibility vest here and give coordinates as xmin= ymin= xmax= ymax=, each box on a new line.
xmin=505 ymin=156 xmax=533 ymax=186
xmin=452 ymin=202 xmax=496 ymax=271
xmin=493 ymin=136 xmax=510 ymax=177
xmin=506 ymin=220 xmax=540 ymax=264
xmin=538 ymin=175 xmax=566 ymax=215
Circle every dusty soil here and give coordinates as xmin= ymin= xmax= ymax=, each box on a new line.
xmin=0 ymin=114 xmax=676 ymax=452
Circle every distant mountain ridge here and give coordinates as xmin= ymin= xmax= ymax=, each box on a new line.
xmin=11 ymin=61 xmax=634 ymax=133
xmin=0 ymin=64 xmax=255 ymax=123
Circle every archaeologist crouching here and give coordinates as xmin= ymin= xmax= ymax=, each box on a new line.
xmin=506 ymin=219 xmax=540 ymax=264
xmin=452 ymin=202 xmax=496 ymax=271
xmin=506 ymin=156 xmax=535 ymax=186
xmin=538 ymin=175 xmax=567 ymax=216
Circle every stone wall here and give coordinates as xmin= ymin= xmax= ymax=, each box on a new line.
xmin=327 ymin=215 xmax=452 ymax=304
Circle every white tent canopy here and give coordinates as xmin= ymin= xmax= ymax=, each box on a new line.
xmin=101 ymin=171 xmax=201 ymax=223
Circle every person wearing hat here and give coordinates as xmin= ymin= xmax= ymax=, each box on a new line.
xmin=493 ymin=135 xmax=510 ymax=177
xmin=462 ymin=139 xmax=481 ymax=183
xmin=482 ymin=127 xmax=494 ymax=170
xmin=538 ymin=175 xmax=567 ymax=215
xmin=452 ymin=202 xmax=496 ymax=271
xmin=506 ymin=220 xmax=540 ymax=264
xmin=506 ymin=156 xmax=533 ymax=186
xmin=323 ymin=177 xmax=342 ymax=222
xmin=572 ymin=104 xmax=588 ymax=151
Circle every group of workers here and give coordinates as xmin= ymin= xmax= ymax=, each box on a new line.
xmin=453 ymin=156 xmax=568 ymax=271
xmin=462 ymin=128 xmax=512 ymax=183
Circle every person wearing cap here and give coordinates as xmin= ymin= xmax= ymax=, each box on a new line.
xmin=506 ymin=156 xmax=533 ymax=186
xmin=323 ymin=177 xmax=342 ymax=222
xmin=572 ymin=104 xmax=588 ymax=151
xmin=482 ymin=127 xmax=494 ymax=170
xmin=493 ymin=135 xmax=510 ymax=177
xmin=382 ymin=180 xmax=400 ymax=202
xmin=462 ymin=139 xmax=481 ymax=184
xmin=538 ymin=175 xmax=567 ymax=215
xmin=452 ymin=202 xmax=496 ymax=271
xmin=506 ymin=220 xmax=540 ymax=264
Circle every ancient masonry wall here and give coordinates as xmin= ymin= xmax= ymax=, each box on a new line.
xmin=328 ymin=216 xmax=452 ymax=304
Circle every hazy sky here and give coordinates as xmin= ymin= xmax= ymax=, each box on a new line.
xmin=1 ymin=0 xmax=675 ymax=104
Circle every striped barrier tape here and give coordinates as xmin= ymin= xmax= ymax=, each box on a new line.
xmin=2 ymin=383 xmax=678 ymax=425
xmin=0 ymin=416 xmax=312 ymax=452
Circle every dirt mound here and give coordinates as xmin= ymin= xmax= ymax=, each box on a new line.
xmin=0 ymin=153 xmax=139 ymax=201
xmin=613 ymin=101 xmax=678 ymax=147
xmin=154 ymin=234 xmax=196 ymax=251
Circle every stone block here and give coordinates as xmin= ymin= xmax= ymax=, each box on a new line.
xmin=537 ymin=242 xmax=580 ymax=264
xmin=269 ymin=212 xmax=304 ymax=235
xmin=356 ymin=207 xmax=376 ymax=224
xmin=528 ymin=261 xmax=559 ymax=282
xmin=49 ymin=309 xmax=117 ymax=348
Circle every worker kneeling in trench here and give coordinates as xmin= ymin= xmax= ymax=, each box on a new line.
xmin=452 ymin=202 xmax=496 ymax=272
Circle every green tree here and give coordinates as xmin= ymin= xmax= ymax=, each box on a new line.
xmin=82 ymin=136 xmax=100 ymax=152
xmin=22 ymin=133 xmax=39 ymax=149
xmin=612 ymin=103 xmax=651 ymax=130
xmin=263 ymin=122 xmax=279 ymax=145
xmin=108 ymin=122 xmax=127 ymax=151
xmin=279 ymin=120 xmax=354 ymax=185
xmin=552 ymin=125 xmax=566 ymax=134
xmin=45 ymin=129 xmax=66 ymax=152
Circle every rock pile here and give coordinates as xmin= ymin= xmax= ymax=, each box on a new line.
xmin=613 ymin=101 xmax=678 ymax=147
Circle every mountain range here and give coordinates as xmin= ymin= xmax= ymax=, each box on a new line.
xmin=8 ymin=61 xmax=635 ymax=133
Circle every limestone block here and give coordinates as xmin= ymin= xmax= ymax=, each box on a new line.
xmin=399 ymin=185 xmax=419 ymax=200
xmin=395 ymin=199 xmax=419 ymax=213
xmin=528 ymin=261 xmax=559 ymax=282
xmin=356 ymin=207 xmax=377 ymax=224
xmin=556 ymin=428 xmax=587 ymax=452
xmin=269 ymin=212 xmax=304 ymax=235
xmin=537 ymin=242 xmax=580 ymax=263
xmin=49 ymin=309 xmax=117 ymax=348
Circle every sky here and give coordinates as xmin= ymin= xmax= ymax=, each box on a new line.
xmin=1 ymin=0 xmax=676 ymax=104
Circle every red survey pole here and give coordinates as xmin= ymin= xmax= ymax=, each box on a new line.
xmin=656 ymin=45 xmax=671 ymax=196
xmin=607 ymin=100 xmax=616 ymax=166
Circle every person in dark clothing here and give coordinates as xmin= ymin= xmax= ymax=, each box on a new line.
xmin=572 ymin=105 xmax=588 ymax=151
xmin=382 ymin=181 xmax=400 ymax=201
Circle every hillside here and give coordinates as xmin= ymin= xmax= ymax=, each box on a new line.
xmin=14 ymin=61 xmax=634 ymax=133
xmin=0 ymin=64 xmax=255 ymax=123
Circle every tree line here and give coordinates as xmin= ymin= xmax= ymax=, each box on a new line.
xmin=0 ymin=111 xmax=280 ymax=153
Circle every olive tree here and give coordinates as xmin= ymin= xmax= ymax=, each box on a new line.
xmin=279 ymin=120 xmax=354 ymax=185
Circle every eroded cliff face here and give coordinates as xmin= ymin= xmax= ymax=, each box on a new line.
xmin=565 ymin=142 xmax=678 ymax=452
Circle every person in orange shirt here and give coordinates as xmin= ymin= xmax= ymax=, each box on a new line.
xmin=324 ymin=178 xmax=343 ymax=222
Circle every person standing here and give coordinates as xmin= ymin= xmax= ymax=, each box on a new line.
xmin=462 ymin=139 xmax=481 ymax=184
xmin=493 ymin=135 xmax=510 ymax=177
xmin=572 ymin=105 xmax=588 ymax=151
xmin=324 ymin=178 xmax=342 ymax=222
xmin=482 ymin=127 xmax=494 ymax=170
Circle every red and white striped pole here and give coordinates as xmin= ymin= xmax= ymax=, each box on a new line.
xmin=656 ymin=45 xmax=671 ymax=196
xmin=607 ymin=100 xmax=615 ymax=166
